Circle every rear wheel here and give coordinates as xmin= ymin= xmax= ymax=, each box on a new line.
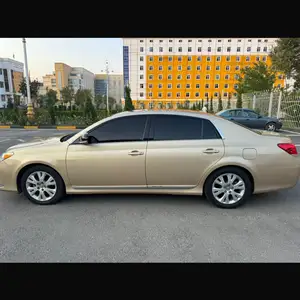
xmin=265 ymin=122 xmax=276 ymax=131
xmin=204 ymin=167 xmax=252 ymax=208
xmin=21 ymin=165 xmax=65 ymax=205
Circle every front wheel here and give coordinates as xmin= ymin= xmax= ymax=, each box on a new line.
xmin=204 ymin=167 xmax=252 ymax=208
xmin=265 ymin=122 xmax=276 ymax=131
xmin=21 ymin=165 xmax=65 ymax=205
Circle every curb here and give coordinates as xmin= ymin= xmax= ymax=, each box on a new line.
xmin=0 ymin=125 xmax=85 ymax=130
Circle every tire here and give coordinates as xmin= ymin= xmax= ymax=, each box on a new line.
xmin=264 ymin=122 xmax=276 ymax=132
xmin=21 ymin=165 xmax=65 ymax=205
xmin=204 ymin=167 xmax=252 ymax=209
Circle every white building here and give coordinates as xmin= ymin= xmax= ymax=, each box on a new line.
xmin=68 ymin=67 xmax=95 ymax=96
xmin=0 ymin=58 xmax=24 ymax=108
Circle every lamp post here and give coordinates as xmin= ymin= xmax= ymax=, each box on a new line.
xmin=101 ymin=61 xmax=113 ymax=115
xmin=22 ymin=38 xmax=34 ymax=118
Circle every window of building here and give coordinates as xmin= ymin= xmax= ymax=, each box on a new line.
xmin=216 ymin=65 xmax=220 ymax=71
xmin=168 ymin=84 xmax=172 ymax=89
xmin=159 ymin=40 xmax=163 ymax=42
xmin=263 ymin=46 xmax=267 ymax=52
xmin=179 ymin=40 xmax=182 ymax=42
xmin=226 ymin=66 xmax=230 ymax=71
xmin=258 ymin=39 xmax=261 ymax=42
xmin=149 ymin=84 xmax=153 ymax=89
xmin=186 ymin=84 xmax=191 ymax=89
xmin=225 ymin=75 xmax=229 ymax=80
xmin=149 ymin=75 xmax=153 ymax=80
xmin=217 ymin=56 xmax=221 ymax=61
xmin=178 ymin=56 xmax=182 ymax=62
xmin=227 ymin=47 xmax=231 ymax=52
xmin=168 ymin=66 xmax=172 ymax=71
xmin=188 ymin=47 xmax=192 ymax=52
xmin=148 ymin=65 xmax=153 ymax=70
xmin=235 ymin=66 xmax=240 ymax=71
xmin=217 ymin=47 xmax=222 ymax=52
xmin=168 ymin=75 xmax=172 ymax=80
xmin=263 ymin=56 xmax=267 ymax=62
xmin=186 ymin=92 xmax=190 ymax=98
xmin=89 ymin=116 xmax=149 ymax=143
xmin=159 ymin=65 xmax=163 ymax=71
xmin=234 ymin=84 xmax=238 ymax=89
xmin=169 ymin=47 xmax=173 ymax=52
xmin=158 ymin=93 xmax=162 ymax=98
xmin=140 ymin=75 xmax=144 ymax=79
xmin=218 ymin=40 xmax=222 ymax=42
xmin=140 ymin=84 xmax=144 ymax=88
xmin=158 ymin=56 xmax=163 ymax=62
xmin=197 ymin=56 xmax=201 ymax=61
xmin=234 ymin=74 xmax=239 ymax=80
xmin=159 ymin=47 xmax=163 ymax=52
xmin=246 ymin=56 xmax=250 ymax=61
xmin=215 ymin=84 xmax=219 ymax=89
xmin=236 ymin=56 xmax=240 ymax=62
xmin=205 ymin=92 xmax=209 ymax=98
xmin=224 ymin=84 xmax=229 ymax=88
xmin=206 ymin=75 xmax=210 ymax=80
xmin=158 ymin=84 xmax=163 ymax=89
xmin=277 ymin=84 xmax=281 ymax=88
xmin=195 ymin=92 xmax=200 ymax=97
xmin=140 ymin=56 xmax=144 ymax=62
xmin=216 ymin=74 xmax=220 ymax=80
xmin=205 ymin=84 xmax=209 ymax=89
xmin=177 ymin=75 xmax=182 ymax=80
xmin=149 ymin=47 xmax=153 ymax=52
xmin=198 ymin=47 xmax=202 ymax=52
xmin=196 ymin=75 xmax=200 ymax=80
xmin=0 ymin=81 xmax=4 ymax=88
xmin=196 ymin=83 xmax=200 ymax=89
xmin=208 ymin=47 xmax=211 ymax=52
xmin=247 ymin=47 xmax=251 ymax=52
xmin=140 ymin=66 xmax=144 ymax=71
xmin=256 ymin=56 xmax=260 ymax=61
xmin=186 ymin=75 xmax=191 ymax=80
xmin=169 ymin=40 xmax=173 ymax=42
xmin=206 ymin=66 xmax=211 ymax=71
xmin=140 ymin=92 xmax=144 ymax=97
xmin=167 ymin=93 xmax=172 ymax=98
xmin=168 ymin=56 xmax=173 ymax=62
xmin=207 ymin=56 xmax=211 ymax=62
xmin=188 ymin=56 xmax=192 ymax=61
xmin=149 ymin=92 xmax=153 ymax=97
xmin=178 ymin=47 xmax=182 ymax=52
xmin=158 ymin=75 xmax=163 ymax=80
xmin=149 ymin=40 xmax=153 ymax=42
xmin=237 ymin=47 xmax=241 ymax=52
xmin=187 ymin=65 xmax=192 ymax=71
xmin=257 ymin=47 xmax=261 ymax=52
xmin=0 ymin=69 xmax=2 ymax=75
xmin=140 ymin=47 xmax=144 ymax=52
xmin=198 ymin=40 xmax=202 ymax=42
xmin=208 ymin=40 xmax=212 ymax=42
xmin=278 ymin=75 xmax=283 ymax=80
xmin=178 ymin=65 xmax=182 ymax=71
xmin=226 ymin=56 xmax=231 ymax=62
xmin=177 ymin=84 xmax=181 ymax=88
xmin=248 ymin=39 xmax=252 ymax=42
xmin=214 ymin=92 xmax=219 ymax=97
xmin=223 ymin=92 xmax=228 ymax=97
xmin=196 ymin=65 xmax=201 ymax=71
xmin=188 ymin=40 xmax=192 ymax=42
xmin=264 ymin=39 xmax=268 ymax=42
xmin=233 ymin=93 xmax=237 ymax=97
xmin=176 ymin=93 xmax=181 ymax=98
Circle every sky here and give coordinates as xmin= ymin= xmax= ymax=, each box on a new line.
xmin=0 ymin=38 xmax=123 ymax=80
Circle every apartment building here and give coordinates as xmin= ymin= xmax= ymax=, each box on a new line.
xmin=0 ymin=58 xmax=24 ymax=108
xmin=94 ymin=73 xmax=124 ymax=103
xmin=123 ymin=38 xmax=285 ymax=109
xmin=42 ymin=63 xmax=95 ymax=100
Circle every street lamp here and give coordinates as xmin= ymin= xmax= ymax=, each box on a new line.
xmin=101 ymin=61 xmax=113 ymax=115
xmin=22 ymin=38 xmax=34 ymax=119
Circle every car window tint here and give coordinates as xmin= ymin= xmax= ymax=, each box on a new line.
xmin=89 ymin=115 xmax=147 ymax=142
xmin=151 ymin=115 xmax=202 ymax=140
xmin=245 ymin=111 xmax=258 ymax=118
xmin=221 ymin=110 xmax=235 ymax=117
xmin=203 ymin=119 xmax=221 ymax=139
xmin=236 ymin=110 xmax=244 ymax=117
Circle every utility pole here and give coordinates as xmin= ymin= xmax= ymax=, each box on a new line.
xmin=105 ymin=61 xmax=109 ymax=115
xmin=22 ymin=38 xmax=34 ymax=118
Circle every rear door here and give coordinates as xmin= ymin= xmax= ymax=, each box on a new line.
xmin=145 ymin=115 xmax=225 ymax=188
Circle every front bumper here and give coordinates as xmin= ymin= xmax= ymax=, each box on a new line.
xmin=0 ymin=160 xmax=18 ymax=192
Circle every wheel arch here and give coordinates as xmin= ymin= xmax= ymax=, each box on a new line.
xmin=17 ymin=163 xmax=66 ymax=194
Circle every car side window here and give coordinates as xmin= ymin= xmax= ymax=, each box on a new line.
xmin=221 ymin=110 xmax=235 ymax=117
xmin=245 ymin=110 xmax=258 ymax=118
xmin=202 ymin=119 xmax=221 ymax=139
xmin=235 ymin=110 xmax=244 ymax=117
xmin=89 ymin=115 xmax=148 ymax=143
xmin=151 ymin=115 xmax=202 ymax=141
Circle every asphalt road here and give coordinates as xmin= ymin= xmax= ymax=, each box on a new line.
xmin=1 ymin=129 xmax=300 ymax=262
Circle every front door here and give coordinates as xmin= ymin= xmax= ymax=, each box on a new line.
xmin=145 ymin=115 xmax=225 ymax=188
xmin=66 ymin=115 xmax=149 ymax=189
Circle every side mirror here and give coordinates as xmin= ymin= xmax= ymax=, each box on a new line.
xmin=257 ymin=115 xmax=262 ymax=119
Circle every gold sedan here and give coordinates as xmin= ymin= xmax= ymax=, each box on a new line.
xmin=0 ymin=110 xmax=299 ymax=208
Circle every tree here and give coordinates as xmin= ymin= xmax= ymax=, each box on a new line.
xmin=83 ymin=91 xmax=97 ymax=123
xmin=19 ymin=77 xmax=40 ymax=108
xmin=236 ymin=93 xmax=243 ymax=108
xmin=217 ymin=94 xmax=223 ymax=112
xmin=61 ymin=86 xmax=74 ymax=107
xmin=201 ymin=99 xmax=204 ymax=110
xmin=226 ymin=93 xmax=231 ymax=109
xmin=209 ymin=96 xmax=214 ymax=113
xmin=270 ymin=38 xmax=300 ymax=89
xmin=124 ymin=86 xmax=134 ymax=111
xmin=75 ymin=89 xmax=86 ymax=109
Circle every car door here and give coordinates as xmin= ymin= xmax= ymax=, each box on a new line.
xmin=231 ymin=109 xmax=248 ymax=126
xmin=145 ymin=115 xmax=225 ymax=188
xmin=243 ymin=110 xmax=266 ymax=129
xmin=66 ymin=115 xmax=149 ymax=189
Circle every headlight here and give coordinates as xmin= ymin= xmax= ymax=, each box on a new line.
xmin=0 ymin=152 xmax=14 ymax=162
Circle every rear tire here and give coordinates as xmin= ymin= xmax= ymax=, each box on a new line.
xmin=21 ymin=165 xmax=65 ymax=205
xmin=265 ymin=122 xmax=276 ymax=131
xmin=204 ymin=167 xmax=252 ymax=209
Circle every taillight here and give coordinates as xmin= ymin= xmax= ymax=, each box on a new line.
xmin=277 ymin=143 xmax=298 ymax=155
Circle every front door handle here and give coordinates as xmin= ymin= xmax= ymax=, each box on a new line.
xmin=128 ymin=150 xmax=144 ymax=156
xmin=203 ymin=148 xmax=220 ymax=154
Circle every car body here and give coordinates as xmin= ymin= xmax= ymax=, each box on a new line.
xmin=0 ymin=110 xmax=299 ymax=208
xmin=216 ymin=108 xmax=283 ymax=131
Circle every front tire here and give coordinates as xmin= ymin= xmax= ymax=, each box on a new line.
xmin=21 ymin=165 xmax=65 ymax=205
xmin=204 ymin=167 xmax=252 ymax=208
xmin=265 ymin=122 xmax=276 ymax=131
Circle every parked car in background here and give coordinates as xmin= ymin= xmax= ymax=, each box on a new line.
xmin=216 ymin=108 xmax=282 ymax=131
xmin=0 ymin=110 xmax=299 ymax=209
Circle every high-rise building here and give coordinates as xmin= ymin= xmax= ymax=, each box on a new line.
xmin=94 ymin=74 xmax=124 ymax=103
xmin=42 ymin=63 xmax=95 ymax=100
xmin=0 ymin=58 xmax=24 ymax=108
xmin=123 ymin=38 xmax=285 ymax=109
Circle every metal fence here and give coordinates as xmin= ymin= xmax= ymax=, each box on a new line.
xmin=242 ymin=91 xmax=300 ymax=130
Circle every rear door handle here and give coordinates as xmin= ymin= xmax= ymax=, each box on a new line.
xmin=203 ymin=148 xmax=220 ymax=154
xmin=128 ymin=150 xmax=144 ymax=156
